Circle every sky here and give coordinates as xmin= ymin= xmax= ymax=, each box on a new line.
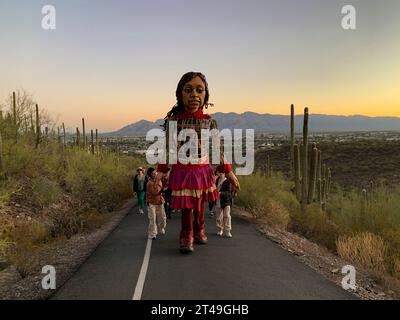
xmin=0 ymin=0 xmax=399 ymax=132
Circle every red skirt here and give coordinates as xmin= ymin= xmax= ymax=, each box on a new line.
xmin=168 ymin=164 xmax=219 ymax=212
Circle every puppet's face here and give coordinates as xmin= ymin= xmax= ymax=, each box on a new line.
xmin=181 ymin=76 xmax=206 ymax=114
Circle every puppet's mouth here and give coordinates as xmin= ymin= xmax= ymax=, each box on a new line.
xmin=189 ymin=100 xmax=200 ymax=105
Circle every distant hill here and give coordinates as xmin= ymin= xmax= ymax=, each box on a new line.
xmin=107 ymin=112 xmax=400 ymax=136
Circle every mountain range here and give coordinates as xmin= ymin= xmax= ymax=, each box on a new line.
xmin=108 ymin=112 xmax=400 ymax=136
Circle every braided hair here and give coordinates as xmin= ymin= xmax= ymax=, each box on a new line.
xmin=163 ymin=72 xmax=212 ymax=130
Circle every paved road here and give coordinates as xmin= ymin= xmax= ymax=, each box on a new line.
xmin=52 ymin=206 xmax=356 ymax=300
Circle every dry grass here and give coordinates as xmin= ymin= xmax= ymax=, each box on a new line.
xmin=336 ymin=232 xmax=388 ymax=273
xmin=236 ymin=171 xmax=297 ymax=231
xmin=250 ymin=198 xmax=290 ymax=231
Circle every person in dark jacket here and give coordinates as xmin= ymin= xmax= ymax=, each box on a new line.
xmin=215 ymin=165 xmax=234 ymax=238
xmin=133 ymin=167 xmax=147 ymax=214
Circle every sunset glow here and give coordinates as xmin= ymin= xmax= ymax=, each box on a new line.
xmin=1 ymin=0 xmax=399 ymax=132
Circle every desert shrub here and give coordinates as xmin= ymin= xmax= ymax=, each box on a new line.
xmin=0 ymin=178 xmax=20 ymax=208
xmin=336 ymin=232 xmax=388 ymax=273
xmin=64 ymin=150 xmax=134 ymax=211
xmin=252 ymin=198 xmax=290 ymax=231
xmin=291 ymin=203 xmax=340 ymax=250
xmin=45 ymin=210 xmax=85 ymax=239
xmin=30 ymin=176 xmax=62 ymax=209
xmin=236 ymin=172 xmax=297 ymax=230
xmin=3 ymin=220 xmax=50 ymax=247
xmin=0 ymin=238 xmax=13 ymax=258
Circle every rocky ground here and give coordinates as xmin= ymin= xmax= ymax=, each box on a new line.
xmin=0 ymin=199 xmax=135 ymax=300
xmin=233 ymin=205 xmax=400 ymax=300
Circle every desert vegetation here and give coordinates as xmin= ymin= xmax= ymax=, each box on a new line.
xmin=0 ymin=90 xmax=143 ymax=276
xmin=239 ymin=105 xmax=400 ymax=286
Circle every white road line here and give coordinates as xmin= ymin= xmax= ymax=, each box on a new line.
xmin=132 ymin=238 xmax=152 ymax=300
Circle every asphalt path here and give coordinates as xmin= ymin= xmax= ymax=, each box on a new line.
xmin=52 ymin=205 xmax=356 ymax=300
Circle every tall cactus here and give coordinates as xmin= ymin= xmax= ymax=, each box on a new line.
xmin=13 ymin=92 xmax=17 ymax=140
xmin=82 ymin=118 xmax=86 ymax=150
xmin=76 ymin=127 xmax=80 ymax=147
xmin=307 ymin=143 xmax=318 ymax=204
xmin=289 ymin=106 xmax=332 ymax=212
xmin=300 ymin=107 xmax=309 ymax=213
xmin=35 ymin=104 xmax=40 ymax=147
xmin=91 ymin=130 xmax=94 ymax=155
xmin=293 ymin=143 xmax=301 ymax=201
xmin=290 ymin=104 xmax=295 ymax=179
xmin=30 ymin=113 xmax=34 ymax=133
xmin=95 ymin=129 xmax=98 ymax=154
xmin=62 ymin=122 xmax=66 ymax=147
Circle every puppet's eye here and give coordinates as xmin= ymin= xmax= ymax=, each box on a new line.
xmin=184 ymin=87 xmax=193 ymax=93
xmin=196 ymin=87 xmax=204 ymax=94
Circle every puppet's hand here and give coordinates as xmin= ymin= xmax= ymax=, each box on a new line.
xmin=227 ymin=171 xmax=240 ymax=191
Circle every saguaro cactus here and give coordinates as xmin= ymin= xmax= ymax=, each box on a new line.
xmin=289 ymin=105 xmax=332 ymax=212
xmin=95 ymin=129 xmax=98 ymax=154
xmin=35 ymin=104 xmax=40 ymax=147
xmin=13 ymin=92 xmax=17 ymax=140
xmin=30 ymin=113 xmax=34 ymax=133
xmin=290 ymin=104 xmax=295 ymax=178
xmin=82 ymin=118 xmax=86 ymax=150
xmin=91 ymin=130 xmax=94 ymax=154
xmin=300 ymin=107 xmax=309 ymax=213
xmin=307 ymin=143 xmax=318 ymax=204
xmin=62 ymin=122 xmax=66 ymax=147
xmin=76 ymin=127 xmax=80 ymax=147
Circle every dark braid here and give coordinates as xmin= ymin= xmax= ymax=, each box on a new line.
xmin=163 ymin=72 xmax=211 ymax=130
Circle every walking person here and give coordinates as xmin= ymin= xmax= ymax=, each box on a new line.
xmin=146 ymin=167 xmax=167 ymax=240
xmin=155 ymin=72 xmax=240 ymax=253
xmin=161 ymin=172 xmax=172 ymax=219
xmin=133 ymin=167 xmax=146 ymax=214
xmin=215 ymin=165 xmax=234 ymax=238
